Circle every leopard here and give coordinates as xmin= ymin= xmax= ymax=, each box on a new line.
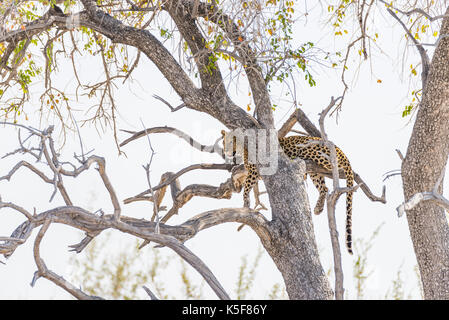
xmin=221 ymin=130 xmax=355 ymax=255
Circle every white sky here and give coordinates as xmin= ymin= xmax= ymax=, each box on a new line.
xmin=1 ymin=2 xmax=448 ymax=299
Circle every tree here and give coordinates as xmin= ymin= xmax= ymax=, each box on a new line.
xmin=399 ymin=6 xmax=449 ymax=300
xmin=322 ymin=0 xmax=449 ymax=299
xmin=1 ymin=0 xmax=446 ymax=301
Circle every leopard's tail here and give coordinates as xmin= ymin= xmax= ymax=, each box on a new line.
xmin=344 ymin=164 xmax=354 ymax=255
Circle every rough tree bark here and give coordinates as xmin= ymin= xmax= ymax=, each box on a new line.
xmin=262 ymin=154 xmax=334 ymax=299
xmin=401 ymin=6 xmax=449 ymax=299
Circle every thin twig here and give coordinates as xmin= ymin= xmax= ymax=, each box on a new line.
xmin=386 ymin=8 xmax=430 ymax=89
xmin=140 ymin=118 xmax=160 ymax=233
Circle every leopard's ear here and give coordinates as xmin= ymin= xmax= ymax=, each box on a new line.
xmin=220 ymin=130 xmax=226 ymax=137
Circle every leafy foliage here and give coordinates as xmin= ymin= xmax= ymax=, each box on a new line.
xmin=0 ymin=0 xmax=322 ymax=126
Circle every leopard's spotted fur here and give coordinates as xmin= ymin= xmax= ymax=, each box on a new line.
xmin=221 ymin=131 xmax=355 ymax=255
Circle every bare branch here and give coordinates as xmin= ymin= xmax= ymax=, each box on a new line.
xmin=120 ymin=126 xmax=224 ymax=158
xmin=142 ymin=285 xmax=159 ymax=300
xmin=159 ymin=165 xmax=248 ymax=224
xmin=397 ymin=169 xmax=448 ymax=217
xmin=0 ymin=199 xmax=34 ymax=222
xmin=0 ymin=122 xmax=236 ymax=300
xmin=0 ymin=161 xmax=53 ymax=184
xmin=318 ymin=96 xmax=345 ymax=300
xmin=0 ymin=237 xmax=25 ymax=243
xmin=111 ymin=218 xmax=231 ymax=300
xmin=278 ymin=108 xmax=322 ymax=139
xmin=124 ymin=163 xmax=233 ymax=202
xmin=379 ymin=0 xmax=449 ymax=22
xmin=31 ymin=219 xmax=104 ymax=300
xmin=141 ymin=119 xmax=161 ymax=233
xmin=152 ymin=94 xmax=186 ymax=112
xmin=3 ymin=202 xmax=237 ymax=299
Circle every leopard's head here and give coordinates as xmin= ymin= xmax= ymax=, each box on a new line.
xmin=221 ymin=129 xmax=248 ymax=161
xmin=221 ymin=130 xmax=236 ymax=159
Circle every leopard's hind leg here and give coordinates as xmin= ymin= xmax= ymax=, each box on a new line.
xmin=309 ymin=173 xmax=328 ymax=215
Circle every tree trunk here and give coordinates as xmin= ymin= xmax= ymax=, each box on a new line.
xmin=401 ymin=6 xmax=449 ymax=299
xmin=260 ymin=152 xmax=334 ymax=299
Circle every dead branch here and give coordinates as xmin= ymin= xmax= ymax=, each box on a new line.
xmin=31 ymin=219 xmax=103 ymax=300
xmin=2 ymin=203 xmax=266 ymax=299
xmin=120 ymin=126 xmax=224 ymax=158
xmin=318 ymin=96 xmax=346 ymax=300
xmin=142 ymin=285 xmax=159 ymax=300
xmin=122 ymin=162 xmax=249 ymax=247
xmin=124 ymin=163 xmax=234 ymax=202
xmin=0 ymin=124 xmax=121 ymax=218
xmin=141 ymin=120 xmax=161 ymax=233
xmin=0 ymin=161 xmax=53 ymax=184
xmin=112 ymin=218 xmax=231 ymax=300
xmin=160 ymin=164 xmax=248 ymax=224
xmin=0 ymin=200 xmax=34 ymax=223
xmin=278 ymin=108 xmax=322 ymax=138
xmin=152 ymin=94 xmax=186 ymax=112
xmin=0 ymin=124 xmax=272 ymax=300
xmin=397 ymin=169 xmax=448 ymax=217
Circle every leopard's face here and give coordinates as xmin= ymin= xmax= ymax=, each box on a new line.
xmin=221 ymin=130 xmax=243 ymax=159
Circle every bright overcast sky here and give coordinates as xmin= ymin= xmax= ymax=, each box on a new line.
xmin=1 ymin=2 xmax=448 ymax=299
